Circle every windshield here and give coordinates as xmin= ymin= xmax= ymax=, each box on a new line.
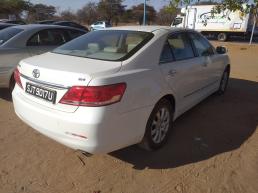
xmin=53 ymin=30 xmax=154 ymax=61
xmin=0 ymin=27 xmax=24 ymax=45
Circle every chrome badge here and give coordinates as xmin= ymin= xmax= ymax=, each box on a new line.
xmin=32 ymin=69 xmax=40 ymax=79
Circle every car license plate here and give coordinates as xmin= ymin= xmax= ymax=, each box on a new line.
xmin=25 ymin=83 xmax=57 ymax=104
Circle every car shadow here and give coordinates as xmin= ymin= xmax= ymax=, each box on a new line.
xmin=0 ymin=88 xmax=12 ymax=101
xmin=110 ymin=78 xmax=258 ymax=170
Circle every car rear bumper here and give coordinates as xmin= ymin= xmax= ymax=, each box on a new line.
xmin=12 ymin=86 xmax=152 ymax=154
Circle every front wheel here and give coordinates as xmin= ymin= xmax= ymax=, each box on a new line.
xmin=139 ymin=99 xmax=174 ymax=151
xmin=217 ymin=68 xmax=230 ymax=95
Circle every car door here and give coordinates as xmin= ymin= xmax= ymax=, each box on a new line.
xmin=159 ymin=32 xmax=207 ymax=115
xmin=27 ymin=29 xmax=67 ymax=56
xmin=188 ymin=32 xmax=222 ymax=92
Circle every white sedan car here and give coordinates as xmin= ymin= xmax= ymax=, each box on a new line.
xmin=90 ymin=21 xmax=112 ymax=31
xmin=12 ymin=26 xmax=230 ymax=154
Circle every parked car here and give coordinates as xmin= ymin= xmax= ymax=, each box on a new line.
xmin=0 ymin=23 xmax=17 ymax=31
xmin=0 ymin=24 xmax=86 ymax=91
xmin=12 ymin=26 xmax=230 ymax=154
xmin=90 ymin=21 xmax=112 ymax=31
xmin=53 ymin=21 xmax=88 ymax=32
xmin=1 ymin=20 xmax=26 ymax=25
xmin=36 ymin=20 xmax=57 ymax=24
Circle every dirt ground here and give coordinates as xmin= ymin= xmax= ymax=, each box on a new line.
xmin=0 ymin=41 xmax=258 ymax=193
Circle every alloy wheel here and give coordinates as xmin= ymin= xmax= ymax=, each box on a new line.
xmin=150 ymin=107 xmax=170 ymax=144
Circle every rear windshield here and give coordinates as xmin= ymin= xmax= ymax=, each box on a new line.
xmin=53 ymin=30 xmax=154 ymax=61
xmin=0 ymin=27 xmax=23 ymax=45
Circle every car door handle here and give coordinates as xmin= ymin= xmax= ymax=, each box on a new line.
xmin=168 ymin=69 xmax=177 ymax=77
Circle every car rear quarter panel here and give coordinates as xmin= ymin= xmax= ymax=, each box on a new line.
xmin=88 ymin=30 xmax=178 ymax=114
xmin=88 ymin=32 xmax=178 ymax=143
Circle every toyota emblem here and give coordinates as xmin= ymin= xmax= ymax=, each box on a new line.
xmin=32 ymin=69 xmax=40 ymax=79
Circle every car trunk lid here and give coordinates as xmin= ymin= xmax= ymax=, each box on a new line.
xmin=18 ymin=52 xmax=122 ymax=113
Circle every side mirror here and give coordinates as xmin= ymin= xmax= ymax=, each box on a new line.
xmin=216 ymin=46 xmax=227 ymax=54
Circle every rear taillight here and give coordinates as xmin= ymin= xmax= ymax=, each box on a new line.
xmin=14 ymin=68 xmax=23 ymax=89
xmin=59 ymin=83 xmax=126 ymax=107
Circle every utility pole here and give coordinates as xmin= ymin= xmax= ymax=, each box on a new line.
xmin=143 ymin=0 xmax=147 ymax=25
xmin=250 ymin=8 xmax=257 ymax=45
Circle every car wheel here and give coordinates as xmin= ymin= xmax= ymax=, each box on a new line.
xmin=217 ymin=33 xmax=227 ymax=42
xmin=217 ymin=67 xmax=230 ymax=95
xmin=139 ymin=99 xmax=174 ymax=151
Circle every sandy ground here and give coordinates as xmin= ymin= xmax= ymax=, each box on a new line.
xmin=0 ymin=41 xmax=258 ymax=193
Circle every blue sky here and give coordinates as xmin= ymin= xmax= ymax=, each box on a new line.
xmin=29 ymin=0 xmax=171 ymax=12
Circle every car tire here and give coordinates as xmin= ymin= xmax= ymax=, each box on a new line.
xmin=217 ymin=33 xmax=227 ymax=42
xmin=139 ymin=98 xmax=174 ymax=151
xmin=217 ymin=67 xmax=230 ymax=95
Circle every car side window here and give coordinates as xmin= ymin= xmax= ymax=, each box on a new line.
xmin=168 ymin=33 xmax=195 ymax=61
xmin=50 ymin=29 xmax=67 ymax=45
xmin=67 ymin=29 xmax=85 ymax=40
xmin=27 ymin=31 xmax=42 ymax=46
xmin=68 ymin=22 xmax=76 ymax=28
xmin=59 ymin=22 xmax=69 ymax=26
xmin=160 ymin=41 xmax=174 ymax=63
xmin=73 ymin=23 xmax=82 ymax=28
xmin=189 ymin=32 xmax=214 ymax=56
xmin=27 ymin=29 xmax=66 ymax=46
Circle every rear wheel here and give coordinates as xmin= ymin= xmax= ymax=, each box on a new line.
xmin=139 ymin=99 xmax=174 ymax=151
xmin=217 ymin=33 xmax=227 ymax=42
xmin=217 ymin=67 xmax=230 ymax=95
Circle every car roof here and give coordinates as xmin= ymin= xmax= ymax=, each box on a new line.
xmin=8 ymin=24 xmax=82 ymax=31
xmin=95 ymin=21 xmax=108 ymax=22
xmin=37 ymin=20 xmax=56 ymax=23
xmin=54 ymin=21 xmax=77 ymax=24
xmin=106 ymin=25 xmax=186 ymax=33
xmin=0 ymin=23 xmax=17 ymax=26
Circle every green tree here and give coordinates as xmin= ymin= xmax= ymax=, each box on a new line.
xmin=156 ymin=6 xmax=178 ymax=25
xmin=97 ymin=0 xmax=125 ymax=24
xmin=131 ymin=3 xmax=156 ymax=25
xmin=77 ymin=2 xmax=99 ymax=25
xmin=169 ymin=0 xmax=257 ymax=14
xmin=120 ymin=9 xmax=133 ymax=23
xmin=0 ymin=0 xmax=31 ymax=19
xmin=28 ymin=4 xmax=56 ymax=21
xmin=60 ymin=9 xmax=77 ymax=22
